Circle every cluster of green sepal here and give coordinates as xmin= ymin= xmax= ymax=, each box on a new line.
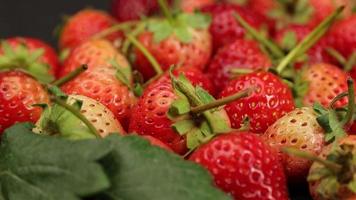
xmin=0 ymin=123 xmax=231 ymax=200
xmin=0 ymin=41 xmax=54 ymax=83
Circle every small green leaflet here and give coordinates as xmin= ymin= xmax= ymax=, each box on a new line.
xmin=35 ymin=97 xmax=96 ymax=140
xmin=0 ymin=41 xmax=54 ymax=83
xmin=0 ymin=123 xmax=111 ymax=200
xmin=281 ymin=31 xmax=297 ymax=51
xmin=147 ymin=12 xmax=211 ymax=44
xmin=0 ymin=123 xmax=231 ymax=200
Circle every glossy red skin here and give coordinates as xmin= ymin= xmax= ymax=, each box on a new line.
xmin=1 ymin=37 xmax=60 ymax=77
xmin=328 ymin=14 xmax=356 ymax=59
xmin=0 ymin=71 xmax=49 ymax=133
xmin=128 ymin=68 xmax=214 ymax=154
xmin=246 ymin=0 xmax=278 ymax=17
xmin=202 ymin=4 xmax=272 ymax=51
xmin=189 ymin=132 xmax=289 ymax=200
xmin=274 ymin=24 xmax=336 ymax=67
xmin=206 ymin=39 xmax=272 ymax=92
xmin=134 ymin=30 xmax=212 ymax=80
xmin=219 ymin=72 xmax=295 ymax=134
xmin=59 ymin=9 xmax=122 ymax=50
xmin=61 ymin=67 xmax=137 ymax=130
xmin=141 ymin=135 xmax=173 ymax=152
xmin=111 ymin=0 xmax=159 ymax=22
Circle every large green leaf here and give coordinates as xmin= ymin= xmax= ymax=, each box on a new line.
xmin=0 ymin=123 xmax=111 ymax=200
xmin=99 ymin=135 xmax=231 ymax=200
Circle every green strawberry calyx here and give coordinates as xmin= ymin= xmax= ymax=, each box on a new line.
xmin=0 ymin=41 xmax=54 ymax=83
xmin=167 ymin=68 xmax=250 ymax=152
xmin=33 ymin=89 xmax=99 ymax=140
xmin=148 ymin=0 xmax=211 ymax=44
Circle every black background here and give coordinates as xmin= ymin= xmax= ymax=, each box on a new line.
xmin=0 ymin=0 xmax=111 ymax=48
xmin=0 ymin=0 xmax=312 ymax=199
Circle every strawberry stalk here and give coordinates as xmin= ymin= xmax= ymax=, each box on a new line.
xmin=345 ymin=52 xmax=356 ymax=72
xmin=341 ymin=79 xmax=355 ymax=126
xmin=92 ymin=20 xmax=139 ymax=39
xmin=158 ymin=0 xmax=174 ymax=24
xmin=282 ymin=147 xmax=342 ymax=173
xmin=326 ymin=48 xmax=356 ymax=71
xmin=191 ymin=88 xmax=252 ymax=113
xmin=51 ymin=96 xmax=100 ymax=138
xmin=276 ymin=6 xmax=344 ymax=74
xmin=233 ymin=12 xmax=285 ymax=59
xmin=126 ymin=34 xmax=163 ymax=75
xmin=51 ymin=64 xmax=88 ymax=86
xmin=122 ymin=22 xmax=146 ymax=55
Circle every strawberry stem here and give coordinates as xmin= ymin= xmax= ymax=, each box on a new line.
xmin=282 ymin=147 xmax=342 ymax=173
xmin=344 ymin=52 xmax=356 ymax=72
xmin=51 ymin=96 xmax=100 ymax=138
xmin=126 ymin=34 xmax=163 ymax=75
xmin=92 ymin=21 xmax=139 ymax=39
xmin=341 ymin=78 xmax=355 ymax=126
xmin=233 ymin=12 xmax=285 ymax=59
xmin=276 ymin=6 xmax=344 ymax=74
xmin=122 ymin=22 xmax=146 ymax=55
xmin=229 ymin=68 xmax=255 ymax=75
xmin=326 ymin=48 xmax=347 ymax=65
xmin=52 ymin=64 xmax=88 ymax=86
xmin=158 ymin=0 xmax=174 ymax=24
xmin=191 ymin=88 xmax=252 ymax=113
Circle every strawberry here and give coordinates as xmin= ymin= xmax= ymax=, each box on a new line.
xmin=0 ymin=71 xmax=49 ymax=133
xmin=189 ymin=132 xmax=289 ymax=200
xmin=262 ymin=107 xmax=326 ymax=182
xmin=1 ymin=37 xmax=60 ymax=77
xmin=34 ymin=94 xmax=125 ymax=139
xmin=61 ymin=66 xmax=137 ymax=130
xmin=206 ymin=39 xmax=272 ymax=92
xmin=299 ymin=63 xmax=349 ymax=108
xmin=179 ymin=0 xmax=216 ymax=13
xmin=111 ymin=0 xmax=159 ymax=22
xmin=141 ymin=135 xmax=173 ymax=151
xmin=58 ymin=39 xmax=130 ymax=77
xmin=307 ymin=135 xmax=356 ymax=200
xmin=219 ymin=71 xmax=295 ymax=134
xmin=133 ymin=7 xmax=212 ymax=80
xmin=128 ymin=67 xmax=217 ymax=154
xmin=59 ymin=9 xmax=122 ymax=51
xmin=201 ymin=3 xmax=272 ymax=51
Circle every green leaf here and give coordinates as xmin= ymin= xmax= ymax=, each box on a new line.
xmin=177 ymin=13 xmax=211 ymax=29
xmin=172 ymin=119 xmax=195 ymax=135
xmin=99 ymin=135 xmax=230 ymax=200
xmin=0 ymin=123 xmax=111 ymax=200
xmin=35 ymin=97 xmax=96 ymax=140
xmin=348 ymin=177 xmax=356 ymax=193
xmin=195 ymin=86 xmax=215 ymax=104
xmin=173 ymin=24 xmax=192 ymax=43
xmin=48 ymin=85 xmax=67 ymax=98
xmin=147 ymin=20 xmax=174 ymax=43
xmin=317 ymin=177 xmax=340 ymax=199
xmin=281 ymin=31 xmax=297 ymax=51
xmin=168 ymin=98 xmax=191 ymax=117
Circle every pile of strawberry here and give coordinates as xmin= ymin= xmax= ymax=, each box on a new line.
xmin=1 ymin=0 xmax=356 ymax=199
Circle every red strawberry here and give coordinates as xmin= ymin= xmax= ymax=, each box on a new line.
xmin=189 ymin=132 xmax=289 ymax=200
xmin=262 ymin=107 xmax=326 ymax=182
xmin=206 ymin=39 xmax=272 ymax=92
xmin=128 ymin=67 xmax=218 ymax=154
xmin=134 ymin=27 xmax=212 ymax=80
xmin=1 ymin=37 xmax=60 ymax=77
xmin=180 ymin=0 xmax=216 ymax=13
xmin=111 ymin=0 xmax=159 ymax=22
xmin=61 ymin=66 xmax=137 ymax=130
xmin=141 ymin=135 xmax=173 ymax=152
xmin=59 ymin=39 xmax=129 ymax=77
xmin=300 ymin=63 xmax=349 ymax=108
xmin=219 ymin=71 xmax=295 ymax=133
xmin=0 ymin=71 xmax=49 ymax=133
xmin=245 ymin=0 xmax=278 ymax=18
xmin=59 ymin=9 xmax=122 ymax=50
xmin=201 ymin=4 xmax=272 ymax=51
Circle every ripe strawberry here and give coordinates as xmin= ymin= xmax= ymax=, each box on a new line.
xmin=189 ymin=132 xmax=289 ymax=200
xmin=0 ymin=71 xmax=49 ymax=133
xmin=201 ymin=4 xmax=272 ymax=51
xmin=308 ymin=135 xmax=356 ymax=200
xmin=59 ymin=9 xmax=122 ymax=51
xmin=1 ymin=37 xmax=60 ymax=77
xmin=128 ymin=67 xmax=219 ymax=154
xmin=245 ymin=0 xmax=278 ymax=18
xmin=300 ymin=63 xmax=349 ymax=108
xmin=58 ymin=39 xmax=130 ymax=77
xmin=141 ymin=135 xmax=173 ymax=152
xmin=206 ymin=39 xmax=272 ymax=92
xmin=180 ymin=0 xmax=216 ymax=13
xmin=111 ymin=0 xmax=159 ymax=22
xmin=219 ymin=71 xmax=295 ymax=133
xmin=61 ymin=66 xmax=137 ymax=130
xmin=134 ymin=26 xmax=212 ymax=80
xmin=262 ymin=107 xmax=326 ymax=182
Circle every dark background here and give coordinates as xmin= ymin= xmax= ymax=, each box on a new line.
xmin=0 ymin=0 xmax=311 ymax=199
xmin=0 ymin=0 xmax=111 ymax=48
